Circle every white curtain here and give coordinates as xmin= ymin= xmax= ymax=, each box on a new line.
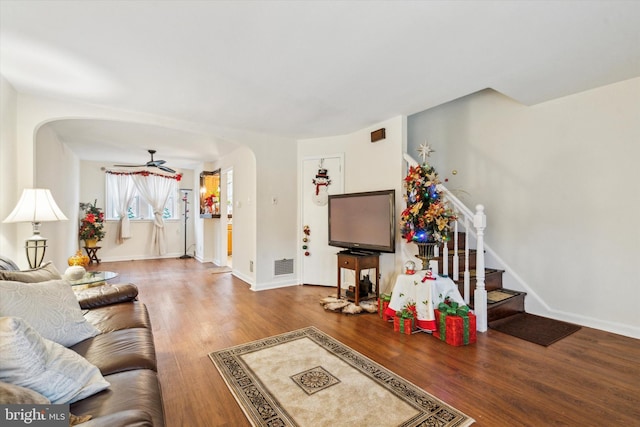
xmin=132 ymin=174 xmax=176 ymax=255
xmin=107 ymin=173 xmax=137 ymax=244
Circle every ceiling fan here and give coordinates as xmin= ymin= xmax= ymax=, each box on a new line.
xmin=114 ymin=149 xmax=176 ymax=173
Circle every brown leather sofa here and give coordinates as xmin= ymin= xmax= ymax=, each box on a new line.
xmin=0 ymin=257 xmax=164 ymax=426
xmin=70 ymin=284 xmax=165 ymax=426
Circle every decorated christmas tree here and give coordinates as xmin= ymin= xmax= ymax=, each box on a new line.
xmin=400 ymin=143 xmax=456 ymax=244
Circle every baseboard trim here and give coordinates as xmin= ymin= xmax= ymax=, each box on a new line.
xmin=98 ymin=252 xmax=184 ymax=263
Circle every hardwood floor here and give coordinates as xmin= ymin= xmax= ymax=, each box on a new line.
xmin=94 ymin=258 xmax=640 ymax=426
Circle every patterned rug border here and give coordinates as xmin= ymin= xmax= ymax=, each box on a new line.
xmin=209 ymin=326 xmax=474 ymax=427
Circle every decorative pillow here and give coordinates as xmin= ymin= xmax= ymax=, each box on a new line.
xmin=0 ymin=380 xmax=50 ymax=404
xmin=0 ymin=261 xmax=62 ymax=282
xmin=0 ymin=279 xmax=100 ymax=347
xmin=0 ymin=317 xmax=110 ymax=404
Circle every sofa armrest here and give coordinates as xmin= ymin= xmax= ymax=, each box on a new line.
xmin=75 ymin=283 xmax=139 ymax=309
xmin=75 ymin=410 xmax=153 ymax=427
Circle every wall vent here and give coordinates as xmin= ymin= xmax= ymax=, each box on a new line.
xmin=274 ymin=258 xmax=294 ymax=276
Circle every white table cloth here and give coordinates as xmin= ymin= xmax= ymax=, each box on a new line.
xmin=384 ymin=271 xmax=467 ymax=331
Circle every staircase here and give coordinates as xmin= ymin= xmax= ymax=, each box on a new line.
xmin=435 ymin=231 xmax=527 ymax=325
xmin=402 ymin=152 xmax=527 ymax=331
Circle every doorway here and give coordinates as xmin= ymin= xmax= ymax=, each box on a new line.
xmin=224 ymin=168 xmax=233 ymax=267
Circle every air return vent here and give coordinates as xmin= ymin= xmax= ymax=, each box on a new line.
xmin=274 ymin=258 xmax=294 ymax=276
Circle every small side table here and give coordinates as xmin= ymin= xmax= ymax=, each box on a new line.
xmin=84 ymin=246 xmax=101 ymax=264
xmin=336 ymin=252 xmax=380 ymax=305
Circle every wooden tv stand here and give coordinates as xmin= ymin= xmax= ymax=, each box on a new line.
xmin=336 ymin=251 xmax=380 ymax=305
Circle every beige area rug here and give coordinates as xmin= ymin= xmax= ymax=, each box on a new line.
xmin=209 ymin=327 xmax=474 ymax=427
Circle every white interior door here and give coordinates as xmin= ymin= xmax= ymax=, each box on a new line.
xmin=302 ymin=156 xmax=344 ymax=286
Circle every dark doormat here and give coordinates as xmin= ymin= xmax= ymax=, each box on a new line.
xmin=490 ymin=313 xmax=581 ymax=346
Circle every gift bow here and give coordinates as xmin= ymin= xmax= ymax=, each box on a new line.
xmin=437 ymin=301 xmax=471 ymax=344
xmin=437 ymin=301 xmax=469 ymax=317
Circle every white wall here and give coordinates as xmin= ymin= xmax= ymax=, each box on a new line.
xmin=408 ymin=78 xmax=640 ymax=338
xmin=0 ymin=76 xmax=18 ymax=263
xmin=298 ymin=116 xmax=407 ymax=294
xmin=249 ymin=137 xmax=297 ymax=290
xmin=35 ymin=125 xmax=80 ymax=270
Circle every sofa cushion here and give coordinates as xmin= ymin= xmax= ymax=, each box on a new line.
xmin=83 ymin=301 xmax=151 ymax=333
xmin=76 ymin=283 xmax=139 ymax=310
xmin=0 ymin=256 xmax=19 ymax=271
xmin=0 ymin=261 xmax=61 ymax=282
xmin=70 ymin=370 xmax=164 ymax=427
xmin=70 ymin=328 xmax=158 ymax=375
xmin=0 ymin=317 xmax=110 ymax=404
xmin=0 ymin=279 xmax=100 ymax=347
xmin=0 ymin=380 xmax=50 ymax=404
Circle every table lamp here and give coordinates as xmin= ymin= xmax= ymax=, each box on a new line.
xmin=3 ymin=188 xmax=68 ymax=268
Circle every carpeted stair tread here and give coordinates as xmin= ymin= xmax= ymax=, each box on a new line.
xmin=487 ymin=288 xmax=523 ymax=304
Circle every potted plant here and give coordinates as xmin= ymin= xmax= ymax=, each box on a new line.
xmin=79 ymin=200 xmax=105 ymax=246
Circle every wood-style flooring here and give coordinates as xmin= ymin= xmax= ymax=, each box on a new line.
xmin=93 ymin=258 xmax=640 ymax=426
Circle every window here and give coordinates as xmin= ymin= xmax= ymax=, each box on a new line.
xmin=106 ymin=179 xmax=179 ymax=221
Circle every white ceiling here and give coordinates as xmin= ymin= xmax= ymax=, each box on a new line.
xmin=1 ymin=1 xmax=639 ymax=167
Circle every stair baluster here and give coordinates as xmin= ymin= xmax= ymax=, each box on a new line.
xmin=463 ymin=217 xmax=470 ymax=305
xmin=452 ymin=220 xmax=459 ymax=281
xmin=473 ymin=205 xmax=487 ymax=332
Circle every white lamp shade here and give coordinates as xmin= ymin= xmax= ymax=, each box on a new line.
xmin=3 ymin=189 xmax=68 ymax=223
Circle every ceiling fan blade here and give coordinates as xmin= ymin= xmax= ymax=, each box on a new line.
xmin=158 ymin=165 xmax=176 ymax=173
xmin=114 ymin=150 xmax=175 ymax=173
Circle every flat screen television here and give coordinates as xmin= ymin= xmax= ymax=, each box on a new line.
xmin=328 ymin=189 xmax=396 ymax=253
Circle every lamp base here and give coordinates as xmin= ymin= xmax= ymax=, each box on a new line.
xmin=25 ymin=235 xmax=47 ymax=269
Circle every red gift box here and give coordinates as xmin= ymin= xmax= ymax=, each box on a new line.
xmin=393 ymin=316 xmax=415 ymax=335
xmin=378 ymin=296 xmax=392 ymax=321
xmin=433 ymin=309 xmax=477 ymax=346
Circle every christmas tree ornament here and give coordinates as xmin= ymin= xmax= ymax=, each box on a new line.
xmin=303 ymin=225 xmax=311 ymax=255
xmin=418 ymin=141 xmax=435 ymax=163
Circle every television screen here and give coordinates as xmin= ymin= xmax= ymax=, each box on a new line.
xmin=328 ymin=189 xmax=395 ymax=253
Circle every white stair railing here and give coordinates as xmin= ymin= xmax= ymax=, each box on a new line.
xmin=403 ymin=153 xmax=488 ymax=332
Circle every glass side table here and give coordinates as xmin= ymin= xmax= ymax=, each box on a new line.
xmin=67 ymin=271 xmax=118 ymax=288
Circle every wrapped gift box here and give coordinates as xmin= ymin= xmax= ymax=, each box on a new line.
xmin=393 ymin=316 xmax=415 ymax=335
xmin=434 ymin=309 xmax=477 ymax=346
xmin=378 ymin=295 xmax=392 ymax=321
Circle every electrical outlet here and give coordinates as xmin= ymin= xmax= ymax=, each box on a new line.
xmin=250 ymin=260 xmax=254 ymax=272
